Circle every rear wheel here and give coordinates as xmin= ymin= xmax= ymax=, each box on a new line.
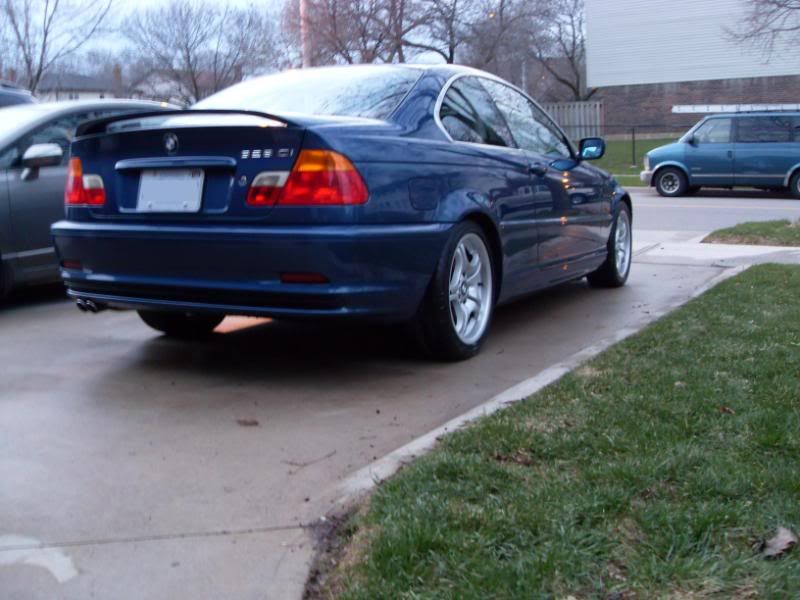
xmin=138 ymin=310 xmax=224 ymax=337
xmin=654 ymin=167 xmax=688 ymax=197
xmin=0 ymin=258 xmax=12 ymax=299
xmin=791 ymin=172 xmax=800 ymax=199
xmin=587 ymin=203 xmax=632 ymax=288
xmin=416 ymin=221 xmax=495 ymax=361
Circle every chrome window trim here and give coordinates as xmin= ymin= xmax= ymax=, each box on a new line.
xmin=433 ymin=71 xmax=576 ymax=158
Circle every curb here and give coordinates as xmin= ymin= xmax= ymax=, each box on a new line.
xmin=321 ymin=263 xmax=749 ymax=511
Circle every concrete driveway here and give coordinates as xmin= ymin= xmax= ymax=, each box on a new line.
xmin=1 ymin=190 xmax=797 ymax=599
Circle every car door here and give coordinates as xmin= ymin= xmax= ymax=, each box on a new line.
xmin=734 ymin=115 xmax=795 ymax=188
xmin=685 ymin=117 xmax=734 ymax=186
xmin=438 ymin=76 xmax=550 ymax=298
xmin=482 ymin=79 xmax=608 ymax=267
xmin=0 ymin=158 xmax=11 ymax=282
xmin=5 ymin=111 xmax=92 ymax=282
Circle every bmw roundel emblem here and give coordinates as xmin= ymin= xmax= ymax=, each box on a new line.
xmin=163 ymin=133 xmax=179 ymax=155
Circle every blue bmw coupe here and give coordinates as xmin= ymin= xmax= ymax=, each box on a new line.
xmin=52 ymin=64 xmax=632 ymax=360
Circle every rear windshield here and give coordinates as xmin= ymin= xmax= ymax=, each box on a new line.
xmin=194 ymin=66 xmax=421 ymax=120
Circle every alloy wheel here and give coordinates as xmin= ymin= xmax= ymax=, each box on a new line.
xmin=448 ymin=233 xmax=493 ymax=345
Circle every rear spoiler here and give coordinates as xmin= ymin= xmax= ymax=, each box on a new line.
xmin=76 ymin=108 xmax=300 ymax=137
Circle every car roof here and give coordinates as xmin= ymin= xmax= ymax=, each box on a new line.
xmin=269 ymin=62 xmax=498 ymax=80
xmin=707 ymin=112 xmax=800 ymax=118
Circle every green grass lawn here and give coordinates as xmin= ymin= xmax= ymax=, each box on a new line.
xmin=323 ymin=265 xmax=800 ymax=599
xmin=704 ymin=220 xmax=800 ymax=247
xmin=592 ymin=137 xmax=675 ymax=183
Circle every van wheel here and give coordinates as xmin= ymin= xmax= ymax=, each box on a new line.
xmin=416 ymin=221 xmax=495 ymax=361
xmin=588 ymin=203 xmax=632 ymax=288
xmin=791 ymin=172 xmax=800 ymax=199
xmin=138 ymin=310 xmax=224 ymax=337
xmin=655 ymin=168 xmax=688 ymax=197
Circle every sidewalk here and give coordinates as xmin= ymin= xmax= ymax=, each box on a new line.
xmin=634 ymin=229 xmax=800 ymax=267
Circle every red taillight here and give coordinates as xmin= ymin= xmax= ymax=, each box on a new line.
xmin=246 ymin=149 xmax=368 ymax=207
xmin=279 ymin=272 xmax=329 ymax=284
xmin=65 ymin=158 xmax=106 ymax=206
xmin=246 ymin=171 xmax=289 ymax=207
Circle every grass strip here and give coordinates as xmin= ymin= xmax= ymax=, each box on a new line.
xmin=704 ymin=220 xmax=800 ymax=247
xmin=328 ymin=265 xmax=800 ymax=599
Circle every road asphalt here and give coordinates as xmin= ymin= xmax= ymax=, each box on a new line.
xmin=1 ymin=189 xmax=799 ymax=599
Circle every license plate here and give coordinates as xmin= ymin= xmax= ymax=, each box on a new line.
xmin=136 ymin=169 xmax=205 ymax=213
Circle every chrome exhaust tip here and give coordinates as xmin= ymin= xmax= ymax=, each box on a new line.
xmin=76 ymin=299 xmax=107 ymax=313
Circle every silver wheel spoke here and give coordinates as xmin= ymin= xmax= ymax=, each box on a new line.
xmin=465 ymin=268 xmax=482 ymax=285
xmin=453 ymin=302 xmax=468 ymax=334
xmin=450 ymin=246 xmax=465 ymax=288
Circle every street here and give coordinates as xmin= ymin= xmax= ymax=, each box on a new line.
xmin=1 ymin=189 xmax=799 ymax=599
xmin=629 ymin=187 xmax=800 ymax=231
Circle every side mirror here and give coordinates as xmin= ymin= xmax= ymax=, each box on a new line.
xmin=687 ymin=134 xmax=699 ymax=146
xmin=22 ymin=143 xmax=64 ymax=169
xmin=579 ymin=137 xmax=605 ymax=161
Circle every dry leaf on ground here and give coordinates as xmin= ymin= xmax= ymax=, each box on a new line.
xmin=762 ymin=527 xmax=798 ymax=559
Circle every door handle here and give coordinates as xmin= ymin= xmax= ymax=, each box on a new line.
xmin=727 ymin=150 xmax=733 ymax=159
xmin=529 ymin=162 xmax=548 ymax=177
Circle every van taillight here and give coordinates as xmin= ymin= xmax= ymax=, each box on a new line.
xmin=65 ymin=158 xmax=106 ymax=206
xmin=246 ymin=149 xmax=368 ymax=207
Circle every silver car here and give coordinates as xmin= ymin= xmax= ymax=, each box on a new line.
xmin=0 ymin=100 xmax=173 ymax=296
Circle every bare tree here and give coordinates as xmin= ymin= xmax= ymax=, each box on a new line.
xmin=732 ymin=0 xmax=800 ymax=54
xmin=463 ymin=0 xmax=538 ymax=75
xmin=529 ymin=0 xmax=595 ymax=101
xmin=296 ymin=0 xmax=394 ymax=64
xmin=126 ymin=0 xmax=285 ymax=105
xmin=1 ymin=0 xmax=114 ymax=92
xmin=399 ymin=0 xmax=476 ymax=63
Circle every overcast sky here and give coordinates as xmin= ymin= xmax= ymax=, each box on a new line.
xmin=92 ymin=0 xmax=285 ymax=52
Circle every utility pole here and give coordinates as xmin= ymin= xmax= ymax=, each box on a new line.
xmin=300 ymin=0 xmax=312 ymax=68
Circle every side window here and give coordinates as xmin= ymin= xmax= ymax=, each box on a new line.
xmin=736 ymin=116 xmax=793 ymax=143
xmin=693 ymin=118 xmax=732 ymax=144
xmin=482 ymin=79 xmax=571 ymax=157
xmin=439 ymin=77 xmax=514 ymax=147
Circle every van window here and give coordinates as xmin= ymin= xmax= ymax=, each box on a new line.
xmin=693 ymin=118 xmax=732 ymax=143
xmin=736 ymin=116 xmax=794 ymax=143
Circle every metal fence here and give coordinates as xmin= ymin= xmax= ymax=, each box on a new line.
xmin=542 ymin=101 xmax=688 ymax=169
xmin=541 ymin=101 xmax=603 ymax=139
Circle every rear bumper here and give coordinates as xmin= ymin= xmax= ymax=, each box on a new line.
xmin=51 ymin=220 xmax=451 ymax=321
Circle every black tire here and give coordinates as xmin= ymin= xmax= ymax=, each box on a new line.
xmin=587 ymin=203 xmax=632 ymax=288
xmin=137 ymin=310 xmax=224 ymax=337
xmin=0 ymin=258 xmax=12 ymax=299
xmin=416 ymin=221 xmax=496 ymax=361
xmin=654 ymin=167 xmax=688 ymax=197
xmin=791 ymin=172 xmax=800 ymax=200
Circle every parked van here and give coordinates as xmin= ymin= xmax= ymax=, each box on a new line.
xmin=641 ymin=112 xmax=800 ymax=198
